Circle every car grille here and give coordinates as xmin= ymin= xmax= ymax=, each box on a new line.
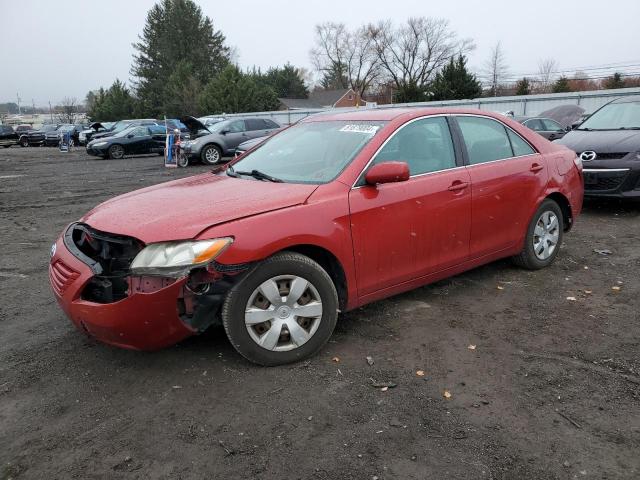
xmin=589 ymin=152 xmax=628 ymax=160
xmin=584 ymin=170 xmax=629 ymax=192
xmin=49 ymin=260 xmax=79 ymax=295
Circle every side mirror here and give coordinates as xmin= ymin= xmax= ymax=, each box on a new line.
xmin=365 ymin=161 xmax=410 ymax=186
xmin=220 ymin=129 xmax=229 ymax=135
xmin=127 ymin=134 xmax=134 ymax=138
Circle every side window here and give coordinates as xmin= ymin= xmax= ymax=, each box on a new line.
xmin=456 ymin=116 xmax=514 ymax=165
xmin=524 ymin=119 xmax=545 ymax=131
xmin=264 ymin=119 xmax=280 ymax=129
xmin=245 ymin=119 xmax=263 ymax=131
xmin=228 ymin=120 xmax=245 ymax=133
xmin=507 ymin=129 xmax=536 ymax=157
xmin=371 ymin=117 xmax=456 ymax=176
xmin=131 ymin=127 xmax=149 ymax=137
xmin=542 ymin=119 xmax=562 ymax=131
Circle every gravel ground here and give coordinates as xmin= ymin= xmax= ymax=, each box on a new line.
xmin=0 ymin=146 xmax=639 ymax=480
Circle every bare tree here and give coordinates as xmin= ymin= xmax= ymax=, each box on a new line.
xmin=56 ymin=97 xmax=79 ymax=124
xmin=484 ymin=42 xmax=509 ymax=97
xmin=537 ymin=58 xmax=558 ymax=93
xmin=367 ymin=17 xmax=473 ymax=102
xmin=310 ymin=22 xmax=380 ymax=98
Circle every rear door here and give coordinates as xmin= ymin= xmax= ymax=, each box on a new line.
xmin=349 ymin=116 xmax=472 ymax=296
xmin=453 ymin=115 xmax=547 ymax=258
xmin=126 ymin=127 xmax=152 ymax=154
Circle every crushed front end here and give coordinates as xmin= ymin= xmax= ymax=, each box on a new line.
xmin=49 ymin=223 xmax=248 ymax=350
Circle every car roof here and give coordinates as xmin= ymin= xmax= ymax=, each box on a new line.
xmin=610 ymin=96 xmax=640 ymax=104
xmin=302 ymin=107 xmax=512 ymax=123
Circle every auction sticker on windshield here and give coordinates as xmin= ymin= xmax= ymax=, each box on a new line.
xmin=339 ymin=124 xmax=380 ymax=135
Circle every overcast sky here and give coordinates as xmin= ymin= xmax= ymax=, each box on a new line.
xmin=2 ymin=0 xmax=639 ymax=107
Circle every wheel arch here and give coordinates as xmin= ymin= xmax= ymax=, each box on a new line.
xmin=545 ymin=191 xmax=573 ymax=231
xmin=273 ymin=244 xmax=348 ymax=312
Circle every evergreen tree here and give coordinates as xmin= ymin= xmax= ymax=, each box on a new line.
xmin=515 ymin=77 xmax=531 ymax=95
xmin=429 ymin=55 xmax=482 ymax=101
xmin=162 ymin=60 xmax=202 ymax=117
xmin=199 ymin=64 xmax=279 ymax=114
xmin=131 ymin=0 xmax=229 ymax=116
xmin=263 ymin=64 xmax=309 ymax=99
xmin=87 ymin=80 xmax=137 ymax=121
xmin=602 ymin=72 xmax=625 ymax=90
xmin=319 ymin=63 xmax=349 ymax=90
xmin=552 ymin=76 xmax=572 ymax=93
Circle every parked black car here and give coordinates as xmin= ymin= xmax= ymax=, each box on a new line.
xmin=0 ymin=125 xmax=19 ymax=148
xmin=515 ymin=116 xmax=568 ymax=141
xmin=90 ymin=119 xmax=158 ymax=141
xmin=556 ymin=96 xmax=640 ymax=199
xmin=19 ymin=124 xmax=59 ymax=146
xmin=86 ymin=124 xmax=167 ymax=159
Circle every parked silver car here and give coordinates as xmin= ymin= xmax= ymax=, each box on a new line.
xmin=182 ymin=117 xmax=280 ymax=164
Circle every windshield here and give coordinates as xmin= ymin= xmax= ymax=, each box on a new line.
xmin=579 ymin=101 xmax=640 ymax=130
xmin=113 ymin=126 xmax=140 ymax=138
xmin=231 ymin=120 xmax=387 ymax=184
xmin=57 ymin=125 xmax=74 ymax=132
xmin=110 ymin=121 xmax=131 ymax=133
xmin=40 ymin=125 xmax=57 ymax=132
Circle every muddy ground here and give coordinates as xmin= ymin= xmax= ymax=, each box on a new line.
xmin=0 ymin=146 xmax=638 ymax=480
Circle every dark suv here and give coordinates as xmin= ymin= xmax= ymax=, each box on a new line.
xmin=557 ymin=97 xmax=640 ymax=199
xmin=0 ymin=125 xmax=19 ymax=148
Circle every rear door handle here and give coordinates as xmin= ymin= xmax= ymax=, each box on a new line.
xmin=448 ymin=180 xmax=469 ymax=192
xmin=530 ymin=163 xmax=544 ymax=173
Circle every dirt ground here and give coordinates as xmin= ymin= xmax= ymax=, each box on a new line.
xmin=0 ymin=146 xmax=638 ymax=480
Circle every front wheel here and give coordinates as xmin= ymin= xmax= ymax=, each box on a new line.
xmin=20 ymin=138 xmax=29 ymax=147
xmin=107 ymin=144 xmax=124 ymax=159
xmin=512 ymin=199 xmax=564 ymax=270
xmin=177 ymin=151 xmax=189 ymax=167
xmin=201 ymin=144 xmax=221 ymax=165
xmin=222 ymin=252 xmax=339 ymax=366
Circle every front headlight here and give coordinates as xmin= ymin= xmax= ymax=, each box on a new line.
xmin=92 ymin=141 xmax=107 ymax=147
xmin=130 ymin=237 xmax=233 ymax=277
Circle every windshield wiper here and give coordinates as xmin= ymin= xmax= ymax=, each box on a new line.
xmin=226 ymin=165 xmax=282 ymax=182
xmin=618 ymin=126 xmax=640 ymax=130
xmin=236 ymin=169 xmax=283 ymax=183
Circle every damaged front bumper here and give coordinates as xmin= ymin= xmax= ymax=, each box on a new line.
xmin=49 ymin=223 xmax=248 ymax=350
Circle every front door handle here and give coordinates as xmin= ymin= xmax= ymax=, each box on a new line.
xmin=530 ymin=163 xmax=544 ymax=173
xmin=448 ymin=180 xmax=469 ymax=192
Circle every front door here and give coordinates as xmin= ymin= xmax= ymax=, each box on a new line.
xmin=349 ymin=116 xmax=472 ymax=297
xmin=454 ymin=115 xmax=548 ymax=258
xmin=224 ymin=120 xmax=250 ymax=151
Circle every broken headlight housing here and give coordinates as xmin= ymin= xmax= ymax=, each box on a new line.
xmin=130 ymin=237 xmax=233 ymax=277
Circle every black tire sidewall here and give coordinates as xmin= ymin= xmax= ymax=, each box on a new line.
xmin=223 ymin=254 xmax=339 ymax=366
xmin=522 ymin=200 xmax=564 ymax=269
xmin=108 ymin=145 xmax=123 ymax=159
xmin=201 ymin=144 xmax=221 ymax=165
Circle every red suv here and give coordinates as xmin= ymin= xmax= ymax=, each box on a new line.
xmin=49 ymin=108 xmax=583 ymax=365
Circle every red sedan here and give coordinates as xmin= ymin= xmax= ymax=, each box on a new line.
xmin=49 ymin=108 xmax=583 ymax=365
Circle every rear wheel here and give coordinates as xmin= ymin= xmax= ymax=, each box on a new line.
xmin=177 ymin=152 xmax=189 ymax=167
xmin=20 ymin=137 xmax=29 ymax=147
xmin=201 ymin=144 xmax=221 ymax=165
xmin=222 ymin=252 xmax=339 ymax=366
xmin=107 ymin=144 xmax=124 ymax=159
xmin=512 ymin=199 xmax=564 ymax=270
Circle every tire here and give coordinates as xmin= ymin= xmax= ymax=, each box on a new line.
xmin=108 ymin=144 xmax=124 ymax=160
xmin=20 ymin=137 xmax=29 ymax=147
xmin=177 ymin=152 xmax=189 ymax=167
xmin=512 ymin=199 xmax=564 ymax=270
xmin=222 ymin=252 xmax=339 ymax=366
xmin=200 ymin=144 xmax=222 ymax=165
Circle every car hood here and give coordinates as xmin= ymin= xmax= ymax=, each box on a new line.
xmin=180 ymin=116 xmax=209 ymax=134
xmin=81 ymin=173 xmax=318 ymax=243
xmin=556 ymin=129 xmax=640 ymax=153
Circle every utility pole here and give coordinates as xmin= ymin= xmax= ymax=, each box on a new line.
xmin=49 ymin=101 xmax=53 ymax=123
xmin=16 ymin=93 xmax=21 ymax=114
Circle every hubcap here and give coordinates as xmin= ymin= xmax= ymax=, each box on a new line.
xmin=533 ymin=211 xmax=559 ymax=260
xmin=245 ymin=275 xmax=323 ymax=352
xmin=205 ymin=147 xmax=219 ymax=162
